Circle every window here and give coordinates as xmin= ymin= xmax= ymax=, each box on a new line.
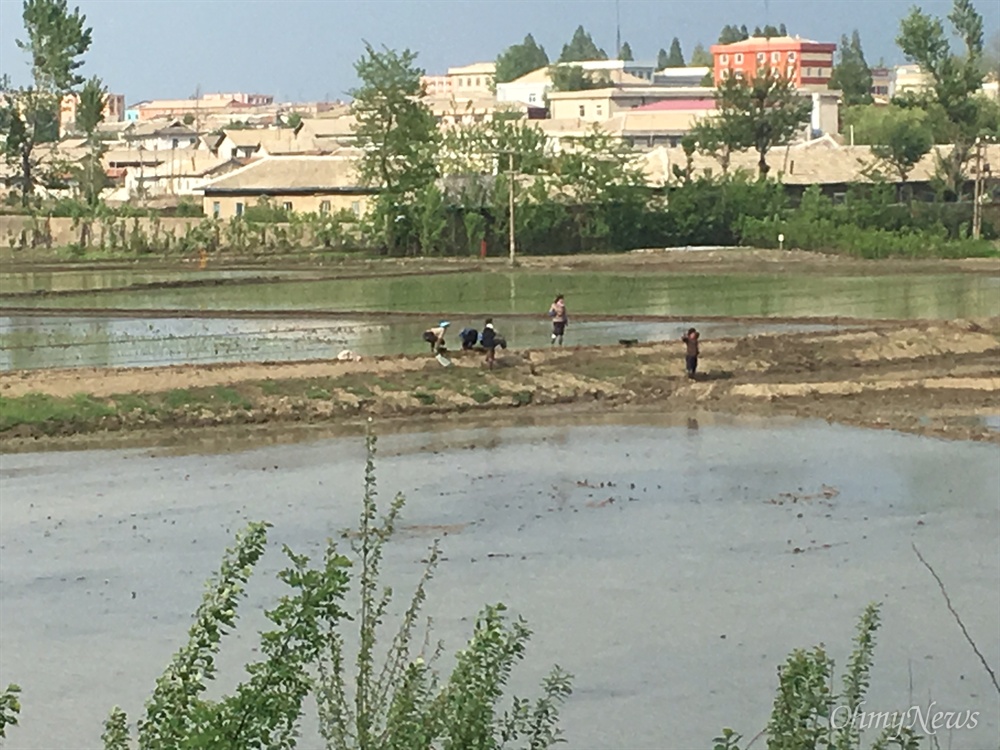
xmin=172 ymin=138 xmax=179 ymax=149
xmin=351 ymin=201 xmax=361 ymax=216
xmin=787 ymin=65 xmax=797 ymax=78
xmin=721 ymin=69 xmax=730 ymax=79
xmin=283 ymin=201 xmax=293 ymax=211
xmin=720 ymin=53 xmax=729 ymax=64
xmin=734 ymin=71 xmax=745 ymax=80
xmin=212 ymin=201 xmax=220 ymax=218
xmin=757 ymin=52 xmax=766 ymax=63
xmin=595 ymin=104 xmax=603 ymax=117
xmin=579 ymin=105 xmax=586 ymax=117
xmin=476 ymin=77 xmax=481 ymax=86
xmin=787 ymin=51 xmax=797 ymax=62
xmin=235 ymin=202 xmax=244 ymax=217
xmin=528 ymin=93 xmax=537 ymax=103
xmin=734 ymin=53 xmax=744 ymax=64
xmin=320 ymin=200 xmax=331 ymax=214
xmin=771 ymin=51 xmax=781 ymax=63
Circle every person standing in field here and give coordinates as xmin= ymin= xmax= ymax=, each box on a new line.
xmin=548 ymin=294 xmax=567 ymax=346
xmin=480 ymin=317 xmax=506 ymax=369
xmin=681 ymin=327 xmax=700 ymax=379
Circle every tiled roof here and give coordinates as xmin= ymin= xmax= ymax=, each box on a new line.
xmin=202 ymin=155 xmax=369 ymax=193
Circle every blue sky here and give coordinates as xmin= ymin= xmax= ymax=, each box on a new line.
xmin=1 ymin=0 xmax=997 ymax=104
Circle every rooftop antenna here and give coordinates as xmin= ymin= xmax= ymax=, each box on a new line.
xmin=615 ymin=0 xmax=621 ymax=59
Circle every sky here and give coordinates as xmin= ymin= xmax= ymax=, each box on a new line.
xmin=1 ymin=0 xmax=998 ymax=105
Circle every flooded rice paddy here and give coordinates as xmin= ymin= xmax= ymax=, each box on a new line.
xmin=3 ymin=270 xmax=998 ymax=320
xmin=0 ymin=314 xmax=839 ymax=370
xmin=1 ymin=267 xmax=996 ymax=370
xmin=1 ymin=415 xmax=997 ymax=749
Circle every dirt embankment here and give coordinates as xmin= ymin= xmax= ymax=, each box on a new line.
xmin=1 ymin=319 xmax=998 ymax=446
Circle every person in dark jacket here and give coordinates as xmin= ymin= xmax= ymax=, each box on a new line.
xmin=681 ymin=328 xmax=700 ymax=378
xmin=459 ymin=327 xmax=479 ymax=350
xmin=480 ymin=318 xmax=506 ymax=369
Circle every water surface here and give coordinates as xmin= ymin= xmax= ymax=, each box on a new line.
xmin=1 ymin=416 xmax=997 ymax=749
xmin=3 ymin=271 xmax=997 ymax=320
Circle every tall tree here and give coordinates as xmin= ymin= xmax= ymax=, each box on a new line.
xmin=550 ymin=65 xmax=610 ymax=92
xmin=559 ymin=25 xmax=607 ymax=62
xmin=869 ymin=108 xmax=934 ymax=198
xmin=779 ymin=23 xmax=788 ymax=36
xmin=350 ymin=43 xmax=439 ymax=252
xmin=666 ymin=37 xmax=685 ymax=67
xmin=896 ymin=0 xmax=987 ymax=196
xmin=495 ymin=34 xmax=550 ymax=83
xmin=656 ymin=48 xmax=669 ymax=70
xmin=619 ymin=41 xmax=634 ymax=61
xmin=718 ymin=24 xmax=748 ymax=44
xmin=75 ymin=75 xmax=108 ymax=206
xmin=830 ymin=30 xmax=874 ymax=106
xmin=3 ymin=0 xmax=92 ymax=205
xmin=690 ymin=43 xmax=713 ymax=67
xmin=707 ymin=66 xmax=812 ymax=177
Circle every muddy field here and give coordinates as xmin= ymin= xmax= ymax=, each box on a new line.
xmin=2 ymin=319 xmax=998 ymax=446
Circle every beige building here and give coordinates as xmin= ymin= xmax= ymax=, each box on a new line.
xmin=202 ymin=155 xmax=375 ymax=219
xmin=422 ymin=62 xmax=496 ymax=99
xmin=547 ymin=87 xmax=714 ymax=122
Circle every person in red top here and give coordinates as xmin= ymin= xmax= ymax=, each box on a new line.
xmin=681 ymin=328 xmax=700 ymax=379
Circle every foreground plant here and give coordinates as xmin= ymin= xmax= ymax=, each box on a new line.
xmin=101 ymin=430 xmax=571 ymax=749
xmin=0 ymin=684 xmax=21 ymax=740
xmin=713 ymin=603 xmax=921 ymax=750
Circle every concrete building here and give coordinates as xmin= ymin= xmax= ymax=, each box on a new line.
xmin=710 ymin=36 xmax=836 ymax=89
xmin=546 ymin=86 xmax=714 ymax=122
xmin=422 ymin=62 xmax=496 ymax=99
xmin=201 ymin=155 xmax=375 ymax=219
xmin=123 ymin=120 xmax=200 ymax=151
xmin=59 ymin=91 xmax=126 ymax=136
xmin=496 ymin=64 xmax=653 ymax=110
xmin=131 ymin=94 xmax=272 ymax=122
xmin=870 ymin=67 xmax=891 ymax=100
xmin=653 ymin=67 xmax=712 ymax=87
xmin=890 ymin=64 xmax=932 ymax=97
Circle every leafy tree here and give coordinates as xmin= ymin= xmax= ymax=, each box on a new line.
xmin=718 ymin=24 xmax=750 ymax=44
xmin=869 ymin=108 xmax=934 ymax=197
xmin=666 ymin=37 xmax=685 ymax=67
xmin=3 ymin=0 xmax=93 ymax=205
xmin=619 ymin=40 xmax=634 ymax=61
xmin=0 ymin=684 xmax=21 ymax=739
xmin=656 ymin=48 xmax=669 ymax=70
xmin=690 ymin=43 xmax=713 ymax=67
xmin=830 ymin=30 xmax=873 ymax=106
xmin=350 ymin=42 xmax=439 ymax=252
xmin=896 ymin=0 xmax=988 ymax=196
xmin=708 ymin=65 xmax=812 ymax=178
xmin=558 ymin=25 xmax=607 ymax=62
xmin=779 ymin=23 xmax=788 ymax=36
xmin=495 ymin=33 xmax=550 ymax=83
xmin=691 ymin=113 xmax=749 ymax=176
xmin=753 ymin=25 xmax=763 ymax=37
xmin=715 ymin=604 xmax=922 ymax=750
xmin=75 ymin=75 xmax=109 ymax=207
xmin=551 ymin=126 xmax=646 ymax=249
xmin=550 ymin=65 xmax=610 ymax=92
xmin=285 ymin=111 xmax=303 ymax=129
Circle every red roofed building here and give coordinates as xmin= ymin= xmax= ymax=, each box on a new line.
xmin=709 ymin=36 xmax=836 ymax=89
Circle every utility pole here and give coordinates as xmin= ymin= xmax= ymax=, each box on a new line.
xmin=508 ymin=151 xmax=516 ymax=266
xmin=615 ymin=0 xmax=621 ymax=60
xmin=972 ymin=137 xmax=983 ymax=241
